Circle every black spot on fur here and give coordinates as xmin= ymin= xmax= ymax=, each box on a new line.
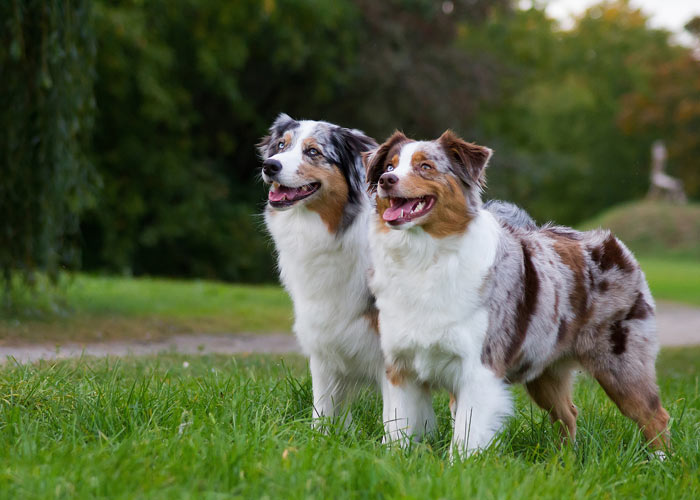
xmin=363 ymin=131 xmax=408 ymax=192
xmin=557 ymin=319 xmax=568 ymax=343
xmin=599 ymin=280 xmax=609 ymax=292
xmin=648 ymin=393 xmax=661 ymax=410
xmin=256 ymin=113 xmax=299 ymax=157
xmin=597 ymin=235 xmax=634 ymax=272
xmin=505 ymin=241 xmax=540 ymax=365
xmin=625 ymin=292 xmax=651 ymax=321
xmin=610 ymin=321 xmax=628 ymax=355
xmin=327 ymin=127 xmax=377 ymax=208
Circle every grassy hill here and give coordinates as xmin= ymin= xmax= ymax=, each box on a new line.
xmin=579 ymin=200 xmax=700 ymax=260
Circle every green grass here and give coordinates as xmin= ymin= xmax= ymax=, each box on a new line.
xmin=640 ymin=258 xmax=700 ymax=306
xmin=1 ymin=274 xmax=293 ymax=343
xmin=2 ymin=256 xmax=698 ymax=344
xmin=0 ymin=350 xmax=698 ymax=499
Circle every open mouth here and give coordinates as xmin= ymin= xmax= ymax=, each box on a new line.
xmin=268 ymin=182 xmax=321 ymax=208
xmin=383 ymin=196 xmax=436 ymax=225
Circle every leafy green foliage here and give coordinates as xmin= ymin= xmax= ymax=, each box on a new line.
xmin=3 ymin=0 xmax=699 ymax=284
xmin=82 ymin=0 xmax=366 ymax=282
xmin=0 ymin=351 xmax=697 ymax=498
xmin=81 ymin=0 xmax=505 ymax=281
xmin=467 ymin=1 xmax=689 ymax=225
xmin=0 ymin=0 xmax=97 ymax=291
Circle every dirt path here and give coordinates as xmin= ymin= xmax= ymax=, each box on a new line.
xmin=1 ymin=302 xmax=698 ymax=364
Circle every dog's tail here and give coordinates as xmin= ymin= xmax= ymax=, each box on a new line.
xmin=484 ymin=200 xmax=537 ymax=230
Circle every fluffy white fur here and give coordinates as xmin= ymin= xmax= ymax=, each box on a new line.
xmin=263 ymin=120 xmax=384 ymax=427
xmin=370 ymin=207 xmax=512 ymax=456
xmin=267 ymin=203 xmax=384 ymax=425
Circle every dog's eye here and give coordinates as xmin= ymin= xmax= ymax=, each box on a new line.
xmin=277 ymin=141 xmax=285 ymax=150
xmin=421 ymin=163 xmax=432 ymax=170
xmin=386 ymin=164 xmax=394 ymax=172
xmin=307 ymin=148 xmax=319 ymax=157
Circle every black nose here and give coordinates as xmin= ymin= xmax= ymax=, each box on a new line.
xmin=379 ymin=173 xmax=398 ymax=188
xmin=262 ymin=159 xmax=282 ymax=177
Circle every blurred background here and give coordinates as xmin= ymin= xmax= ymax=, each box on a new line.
xmin=1 ymin=0 xmax=699 ymax=338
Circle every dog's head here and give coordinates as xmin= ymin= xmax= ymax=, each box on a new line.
xmin=363 ymin=130 xmax=492 ymax=237
xmin=258 ymin=113 xmax=376 ymax=232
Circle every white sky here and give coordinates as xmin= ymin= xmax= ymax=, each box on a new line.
xmin=530 ymin=0 xmax=700 ymax=44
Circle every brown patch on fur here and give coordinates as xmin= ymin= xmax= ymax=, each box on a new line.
xmin=526 ymin=368 xmax=578 ymax=443
xmin=302 ymin=136 xmax=320 ymax=151
xmin=438 ymin=130 xmax=491 ymax=188
xmin=599 ymin=280 xmax=609 ymax=292
xmin=374 ymin=197 xmax=392 ymax=233
xmin=594 ymin=373 xmax=670 ymax=451
xmin=362 ymin=131 xmax=410 ymax=192
xmin=480 ymin=344 xmax=495 ymax=373
xmin=421 ymin=176 xmax=472 ymax=238
xmin=556 ymin=319 xmax=568 ymax=343
xmin=365 ymin=300 xmax=380 ymax=335
xmin=298 ymin=163 xmax=348 ymax=233
xmin=376 ymin=166 xmax=472 ymax=238
xmin=552 ymin=235 xmax=591 ymax=342
xmin=504 ymin=241 xmax=540 ymax=365
xmin=594 ymin=235 xmax=634 ymax=272
xmin=626 ymin=292 xmax=651 ymax=321
xmin=449 ymin=393 xmax=456 ymax=417
xmin=411 ymin=151 xmax=431 ymax=167
xmin=386 ymin=364 xmax=406 ymax=386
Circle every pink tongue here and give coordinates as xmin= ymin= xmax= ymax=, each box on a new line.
xmin=383 ymin=199 xmax=419 ymax=222
xmin=269 ymin=186 xmax=302 ymax=202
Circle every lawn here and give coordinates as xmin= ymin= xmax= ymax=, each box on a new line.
xmin=2 ymin=256 xmax=698 ymax=344
xmin=0 ymin=349 xmax=697 ymax=499
xmin=639 ymin=258 xmax=700 ymax=307
xmin=1 ymin=275 xmax=293 ymax=343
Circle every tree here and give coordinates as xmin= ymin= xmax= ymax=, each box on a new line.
xmin=462 ymin=1 xmax=688 ymax=224
xmin=619 ymin=18 xmax=700 ymax=198
xmin=0 ymin=0 xmax=97 ymax=294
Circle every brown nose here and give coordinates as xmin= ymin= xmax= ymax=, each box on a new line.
xmin=379 ymin=173 xmax=398 ymax=189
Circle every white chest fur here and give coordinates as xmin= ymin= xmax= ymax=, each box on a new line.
xmin=369 ymin=210 xmax=501 ymax=388
xmin=265 ymin=205 xmax=380 ymax=376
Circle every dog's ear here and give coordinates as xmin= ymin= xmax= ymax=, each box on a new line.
xmin=328 ymin=127 xmax=377 ymax=204
xmin=362 ymin=131 xmax=408 ymax=192
xmin=438 ymin=130 xmax=492 ymax=189
xmin=256 ymin=113 xmax=298 ymax=158
xmin=334 ymin=128 xmax=377 ymax=159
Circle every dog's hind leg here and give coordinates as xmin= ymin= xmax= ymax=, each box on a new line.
xmin=580 ymin=316 xmax=671 ymax=453
xmin=525 ymin=362 xmax=579 ymax=443
xmin=592 ymin=366 xmax=670 ymax=453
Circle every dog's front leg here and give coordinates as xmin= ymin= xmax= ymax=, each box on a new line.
xmin=451 ymin=367 xmax=512 ymax=460
xmin=382 ymin=376 xmax=436 ymax=446
xmin=309 ymin=355 xmax=352 ymax=430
